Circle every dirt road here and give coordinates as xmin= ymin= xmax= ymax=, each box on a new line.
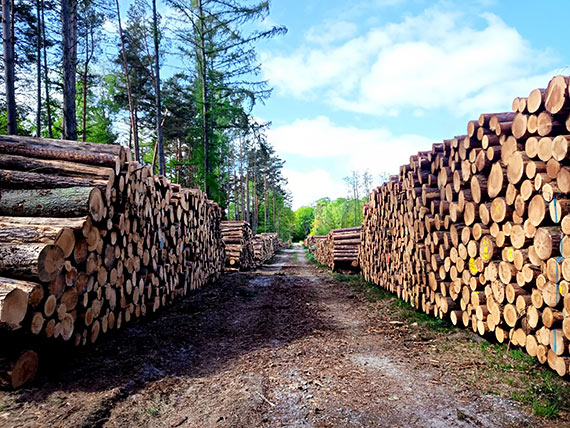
xmin=0 ymin=248 xmax=553 ymax=427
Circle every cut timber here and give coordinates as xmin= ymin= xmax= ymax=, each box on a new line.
xmin=488 ymin=163 xmax=506 ymax=198
xmin=0 ymin=154 xmax=113 ymax=179
xmin=0 ymin=135 xmax=124 ymax=168
xmin=0 ymin=350 xmax=39 ymax=389
xmin=545 ymin=75 xmax=569 ymax=114
xmin=0 ymin=244 xmax=64 ymax=282
xmin=0 ymin=277 xmax=38 ymax=327
xmin=0 ymin=170 xmax=107 ymax=190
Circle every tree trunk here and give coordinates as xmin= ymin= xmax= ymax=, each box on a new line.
xmin=81 ymin=27 xmax=92 ymax=142
xmin=41 ymin=0 xmax=53 ymax=138
xmin=272 ymin=189 xmax=276 ymax=233
xmin=35 ymin=0 xmax=42 ymax=137
xmin=197 ymin=0 xmax=209 ymax=195
xmin=253 ymin=164 xmax=258 ymax=234
xmin=115 ymin=0 xmax=140 ymax=162
xmin=233 ymin=173 xmax=239 ymax=220
xmin=2 ymin=0 xmax=17 ymax=134
xmin=152 ymin=0 xmax=165 ymax=175
xmin=246 ymin=166 xmax=250 ymax=224
xmin=264 ymin=174 xmax=267 ymax=232
xmin=61 ymin=0 xmax=77 ymax=140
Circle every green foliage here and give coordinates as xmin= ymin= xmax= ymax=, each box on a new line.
xmin=292 ymin=206 xmax=314 ymax=241
xmin=311 ymin=197 xmax=367 ymax=235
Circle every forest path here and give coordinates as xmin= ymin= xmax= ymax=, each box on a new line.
xmin=0 ymin=248 xmax=543 ymax=427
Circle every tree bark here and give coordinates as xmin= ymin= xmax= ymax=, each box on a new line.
xmin=2 ymin=0 xmax=17 ymax=134
xmin=35 ymin=0 xmax=42 ymax=137
xmin=197 ymin=0 xmax=209 ymax=195
xmin=61 ymin=0 xmax=77 ymax=140
xmin=152 ymin=0 xmax=165 ymax=175
xmin=40 ymin=0 xmax=53 ymax=138
xmin=115 ymin=0 xmax=139 ymax=162
xmin=0 ymin=187 xmax=98 ymax=217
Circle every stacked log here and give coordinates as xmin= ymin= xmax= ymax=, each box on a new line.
xmin=305 ymin=234 xmax=327 ymax=253
xmin=221 ymin=221 xmax=255 ymax=271
xmin=252 ymin=233 xmax=278 ymax=267
xmin=359 ymin=75 xmax=570 ymax=376
xmin=315 ymin=227 xmax=361 ymax=273
xmin=0 ymin=135 xmax=224 ymax=386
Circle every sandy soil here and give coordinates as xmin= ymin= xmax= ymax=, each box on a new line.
xmin=0 ymin=247 xmax=546 ymax=427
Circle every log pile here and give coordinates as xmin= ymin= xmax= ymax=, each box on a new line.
xmin=305 ymin=234 xmax=326 ymax=253
xmin=252 ymin=233 xmax=279 ymax=267
xmin=359 ymin=75 xmax=570 ymax=376
xmin=0 ymin=135 xmax=225 ymax=386
xmin=221 ymin=221 xmax=255 ymax=271
xmin=315 ymin=227 xmax=361 ymax=273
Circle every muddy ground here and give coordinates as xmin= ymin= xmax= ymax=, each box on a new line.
xmin=0 ymin=247 xmax=567 ymax=427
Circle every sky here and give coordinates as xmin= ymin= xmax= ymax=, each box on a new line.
xmin=245 ymin=0 xmax=570 ymax=209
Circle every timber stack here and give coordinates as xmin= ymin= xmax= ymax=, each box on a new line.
xmin=305 ymin=234 xmax=326 ymax=253
xmin=315 ymin=227 xmax=361 ymax=273
xmin=221 ymin=221 xmax=255 ymax=271
xmin=252 ymin=233 xmax=278 ymax=267
xmin=360 ymin=75 xmax=570 ymax=377
xmin=0 ymin=135 xmax=224 ymax=388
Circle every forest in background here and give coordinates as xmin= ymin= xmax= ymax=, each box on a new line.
xmin=0 ymin=0 xmax=295 ymax=238
xmin=291 ymin=170 xmax=387 ymax=241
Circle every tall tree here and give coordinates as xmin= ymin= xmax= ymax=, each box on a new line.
xmin=2 ymin=0 xmax=17 ymax=134
xmin=115 ymin=0 xmax=140 ymax=159
xmin=151 ymin=0 xmax=164 ymax=174
xmin=61 ymin=0 xmax=77 ymax=139
xmin=167 ymin=0 xmax=286 ymax=199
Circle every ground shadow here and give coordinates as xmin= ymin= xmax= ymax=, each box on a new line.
xmin=7 ymin=249 xmax=324 ymax=410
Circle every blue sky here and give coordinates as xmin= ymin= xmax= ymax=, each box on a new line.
xmin=245 ymin=0 xmax=570 ymax=208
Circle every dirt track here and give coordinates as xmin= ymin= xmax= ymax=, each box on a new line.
xmin=0 ymin=247 xmax=548 ymax=427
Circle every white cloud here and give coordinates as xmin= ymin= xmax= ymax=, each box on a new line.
xmin=102 ymin=19 xmax=118 ymax=34
xmin=269 ymin=116 xmax=435 ymax=208
xmin=305 ymin=21 xmax=358 ymax=45
xmin=262 ymin=7 xmax=556 ymax=116
xmin=283 ymin=168 xmax=345 ymax=209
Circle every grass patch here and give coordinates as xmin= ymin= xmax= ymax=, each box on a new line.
xmin=472 ymin=339 xmax=570 ymax=418
xmin=292 ymin=252 xmax=298 ymax=262
xmin=146 ymin=407 xmax=160 ymax=417
xmin=305 ymin=251 xmax=328 ymax=269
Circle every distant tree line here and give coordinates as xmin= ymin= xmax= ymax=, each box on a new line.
xmin=292 ymin=170 xmax=389 ymax=241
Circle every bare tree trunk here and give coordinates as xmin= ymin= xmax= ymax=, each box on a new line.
xmin=176 ymin=138 xmax=181 ymax=184
xmin=151 ymin=0 xmax=165 ymax=175
xmin=35 ymin=0 xmax=41 ymax=137
xmin=81 ymin=27 xmax=93 ymax=142
xmin=272 ymin=189 xmax=276 ymax=233
xmin=246 ymin=165 xmax=250 ymax=224
xmin=115 ymin=0 xmax=139 ymax=161
xmin=264 ymin=174 xmax=267 ymax=232
xmin=253 ymin=164 xmax=258 ymax=234
xmin=2 ymin=0 xmax=17 ymax=134
xmin=239 ymin=139 xmax=245 ymax=220
xmin=40 ymin=0 xmax=52 ymax=138
xmin=197 ymin=0 xmax=209 ymax=194
xmin=233 ymin=173 xmax=238 ymax=220
xmin=61 ymin=0 xmax=77 ymax=140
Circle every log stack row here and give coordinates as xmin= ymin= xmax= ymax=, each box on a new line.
xmin=305 ymin=234 xmax=326 ymax=253
xmin=0 ymin=135 xmax=225 ymax=387
xmin=359 ymin=75 xmax=570 ymax=376
xmin=221 ymin=221 xmax=255 ymax=271
xmin=252 ymin=233 xmax=279 ymax=267
xmin=315 ymin=227 xmax=361 ymax=273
